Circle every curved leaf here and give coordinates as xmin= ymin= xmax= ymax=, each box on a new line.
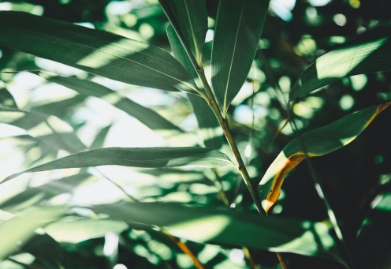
xmin=0 ymin=11 xmax=198 ymax=94
xmin=94 ymin=202 xmax=345 ymax=264
xmin=290 ymin=22 xmax=391 ymax=100
xmin=2 ymin=147 xmax=233 ymax=183
xmin=0 ymin=106 xmax=86 ymax=153
xmin=258 ymin=102 xmax=391 ymax=213
xmin=160 ymin=0 xmax=207 ymax=65
xmin=167 ymin=25 xmax=223 ymax=149
xmin=0 ymin=206 xmax=66 ymax=261
xmin=211 ymin=0 xmax=270 ymax=114
xmin=46 ymin=76 xmax=187 ymax=141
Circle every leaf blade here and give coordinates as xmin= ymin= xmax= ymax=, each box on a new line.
xmin=2 ymin=147 xmax=233 ymax=182
xmin=258 ymin=102 xmax=391 ymax=213
xmin=290 ymin=22 xmax=391 ymax=100
xmin=93 ymin=202 xmax=344 ymax=264
xmin=0 ymin=11 xmax=198 ymax=94
xmin=211 ymin=0 xmax=270 ymax=114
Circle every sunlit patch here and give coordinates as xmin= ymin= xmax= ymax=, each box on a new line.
xmin=333 ymin=14 xmax=347 ymax=26
xmin=270 ymin=0 xmax=296 ymax=22
xmin=106 ymin=1 xmax=133 ymax=15
xmin=349 ymin=0 xmax=360 ymax=8
xmin=167 ymin=215 xmax=230 ymax=243
xmin=350 ymin=74 xmax=367 ymax=91
xmin=308 ymin=0 xmax=331 ymax=6
xmin=293 ymin=102 xmax=314 ymax=119
xmin=270 ymin=230 xmax=318 ymax=255
xmin=77 ymin=39 xmax=149 ymax=69
xmin=316 ymin=38 xmax=387 ymax=80
xmin=339 ymin=95 xmax=354 ymax=110
xmin=139 ymin=23 xmax=155 ymax=39
xmin=205 ymin=29 xmax=214 ymax=42
xmin=229 ymin=248 xmax=245 ymax=265
xmin=373 ymin=193 xmax=391 ymax=211
xmin=113 ymin=264 xmax=127 ymax=269
xmin=176 ymin=253 xmax=193 ymax=268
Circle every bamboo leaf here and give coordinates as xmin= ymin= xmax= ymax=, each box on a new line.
xmin=0 ymin=106 xmax=86 ymax=153
xmin=0 ymin=11 xmax=198 ymax=94
xmin=290 ymin=22 xmax=391 ymax=100
xmin=258 ymin=102 xmax=391 ymax=213
xmin=93 ymin=202 xmax=345 ymax=264
xmin=2 ymin=147 xmax=233 ymax=183
xmin=211 ymin=0 xmax=270 ymax=114
xmin=0 ymin=206 xmax=66 ymax=261
xmin=46 ymin=76 xmax=186 ymax=141
xmin=167 ymin=25 xmax=223 ymax=149
xmin=160 ymin=0 xmax=207 ymax=66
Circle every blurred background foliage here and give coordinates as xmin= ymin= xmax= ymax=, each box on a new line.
xmin=0 ymin=0 xmax=391 ymax=268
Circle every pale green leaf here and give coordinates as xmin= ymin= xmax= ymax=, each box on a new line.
xmin=0 ymin=11 xmax=198 ymax=94
xmin=0 ymin=105 xmax=86 ymax=153
xmin=0 ymin=206 xmax=66 ymax=261
xmin=46 ymin=219 xmax=128 ymax=243
xmin=258 ymin=102 xmax=391 ymax=213
xmin=3 ymin=147 xmax=233 ymax=182
xmin=211 ymin=0 xmax=270 ymax=114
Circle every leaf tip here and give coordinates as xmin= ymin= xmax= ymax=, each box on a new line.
xmin=262 ymin=200 xmax=275 ymax=213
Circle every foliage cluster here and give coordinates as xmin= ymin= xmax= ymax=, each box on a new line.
xmin=0 ymin=0 xmax=391 ymax=268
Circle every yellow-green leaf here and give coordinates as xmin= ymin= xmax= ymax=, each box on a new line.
xmin=258 ymin=102 xmax=391 ymax=213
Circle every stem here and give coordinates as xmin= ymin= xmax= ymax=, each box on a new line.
xmin=161 ymin=228 xmax=204 ymax=269
xmin=197 ymin=67 xmax=263 ymax=214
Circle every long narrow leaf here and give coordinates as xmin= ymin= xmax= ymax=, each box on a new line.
xmin=0 ymin=11 xmax=198 ymax=94
xmin=160 ymin=0 xmax=207 ymax=65
xmin=258 ymin=102 xmax=391 ymax=213
xmin=290 ymin=22 xmax=391 ymax=100
xmin=0 ymin=106 xmax=86 ymax=153
xmin=211 ymin=0 xmax=270 ymax=115
xmin=0 ymin=206 xmax=66 ymax=261
xmin=94 ymin=202 xmax=345 ymax=264
xmin=2 ymin=147 xmax=233 ymax=183
xmin=167 ymin=25 xmax=223 ymax=149
xmin=46 ymin=76 xmax=187 ymax=141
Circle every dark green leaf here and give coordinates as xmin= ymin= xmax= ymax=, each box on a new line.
xmin=0 ymin=87 xmax=17 ymax=108
xmin=0 ymin=11 xmax=199 ymax=94
xmin=211 ymin=0 xmax=270 ymax=114
xmin=167 ymin=25 xmax=223 ymax=149
xmin=3 ymin=147 xmax=233 ymax=182
xmin=258 ymin=102 xmax=391 ymax=213
xmin=160 ymin=0 xmax=207 ymax=66
xmin=290 ymin=22 xmax=391 ymax=100
xmin=46 ymin=75 xmax=187 ymax=141
xmin=94 ymin=202 xmax=344 ymax=264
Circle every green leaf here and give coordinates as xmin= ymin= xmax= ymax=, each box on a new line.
xmin=258 ymin=102 xmax=391 ymax=213
xmin=93 ymin=202 xmax=344 ymax=264
xmin=0 ymin=173 xmax=91 ymax=209
xmin=3 ymin=147 xmax=233 ymax=182
xmin=167 ymin=25 xmax=223 ymax=149
xmin=0 ymin=105 xmax=86 ymax=153
xmin=0 ymin=11 xmax=198 ymax=94
xmin=0 ymin=206 xmax=66 ymax=261
xmin=46 ymin=75 xmax=187 ymax=141
xmin=290 ymin=22 xmax=391 ymax=100
xmin=160 ymin=0 xmax=208 ymax=66
xmin=46 ymin=219 xmax=128 ymax=243
xmin=211 ymin=0 xmax=270 ymax=114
